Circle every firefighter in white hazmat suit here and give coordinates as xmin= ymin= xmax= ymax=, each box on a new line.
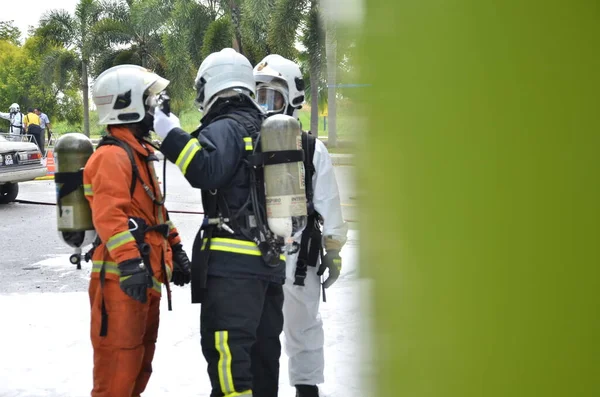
xmin=0 ymin=103 xmax=24 ymax=139
xmin=253 ymin=55 xmax=348 ymax=397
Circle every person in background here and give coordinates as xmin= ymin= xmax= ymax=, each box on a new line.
xmin=0 ymin=103 xmax=24 ymax=140
xmin=23 ymin=107 xmax=43 ymax=154
xmin=34 ymin=108 xmax=52 ymax=146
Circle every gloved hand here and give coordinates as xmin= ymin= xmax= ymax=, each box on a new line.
xmin=317 ymin=249 xmax=342 ymax=289
xmin=153 ymin=106 xmax=181 ymax=140
xmin=171 ymin=243 xmax=191 ymax=286
xmin=118 ymin=258 xmax=152 ymax=303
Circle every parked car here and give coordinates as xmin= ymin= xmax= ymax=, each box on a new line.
xmin=0 ymin=133 xmax=47 ymax=204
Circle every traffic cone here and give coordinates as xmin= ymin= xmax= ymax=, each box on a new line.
xmin=36 ymin=149 xmax=55 ymax=180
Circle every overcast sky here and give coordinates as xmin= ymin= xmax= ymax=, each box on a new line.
xmin=3 ymin=0 xmax=79 ymax=41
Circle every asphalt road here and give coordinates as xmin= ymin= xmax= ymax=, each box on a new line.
xmin=0 ymin=162 xmax=356 ymax=294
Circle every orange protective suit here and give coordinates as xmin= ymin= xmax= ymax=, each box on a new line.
xmin=83 ymin=126 xmax=180 ymax=397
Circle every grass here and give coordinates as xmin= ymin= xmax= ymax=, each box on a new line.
xmin=52 ymin=98 xmax=361 ymax=143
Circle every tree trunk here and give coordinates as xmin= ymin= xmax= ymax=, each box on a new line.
xmin=82 ymin=59 xmax=90 ymax=137
xmin=325 ymin=18 xmax=337 ymax=147
xmin=229 ymin=0 xmax=243 ymax=53
xmin=309 ymin=70 xmax=320 ymax=135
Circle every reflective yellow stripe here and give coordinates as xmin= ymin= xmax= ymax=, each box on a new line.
xmin=167 ymin=220 xmax=175 ymax=231
xmin=175 ymin=139 xmax=201 ymax=175
xmin=206 ymin=237 xmax=258 ymax=248
xmin=92 ymin=261 xmax=119 ymax=275
xmin=202 ymin=238 xmax=285 ymax=260
xmin=106 ymin=230 xmax=136 ymax=252
xmin=83 ymin=184 xmax=93 ymax=196
xmin=243 ymin=137 xmax=253 ymax=151
xmin=202 ymin=238 xmax=260 ymax=256
xmin=216 ymin=331 xmax=235 ymax=395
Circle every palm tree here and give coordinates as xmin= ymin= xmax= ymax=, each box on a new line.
xmin=268 ymin=0 xmax=307 ymax=59
xmin=301 ymin=0 xmax=325 ymax=136
xmin=162 ymin=0 xmax=213 ymax=111
xmin=202 ymin=17 xmax=235 ymax=58
xmin=226 ymin=0 xmax=244 ymax=53
xmin=324 ymin=15 xmax=337 ymax=146
xmin=92 ymin=0 xmax=175 ymax=75
xmin=240 ymin=0 xmax=274 ymax=65
xmin=266 ymin=0 xmax=327 ymax=136
xmin=37 ymin=0 xmax=104 ymax=136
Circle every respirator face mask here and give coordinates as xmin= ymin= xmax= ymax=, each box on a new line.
xmin=256 ymin=85 xmax=288 ymax=115
xmin=145 ymin=90 xmax=170 ymax=116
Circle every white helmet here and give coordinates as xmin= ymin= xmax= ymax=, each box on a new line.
xmin=194 ymin=48 xmax=258 ymax=113
xmin=253 ymin=54 xmax=305 ymax=114
xmin=9 ymin=103 xmax=20 ymax=113
xmin=92 ymin=64 xmax=170 ymax=125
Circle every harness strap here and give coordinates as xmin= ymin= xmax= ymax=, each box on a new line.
xmin=97 ymin=137 xmax=138 ymax=197
xmin=294 ymin=131 xmax=320 ymax=286
xmin=99 ymin=250 xmax=108 ymax=337
xmin=247 ymin=150 xmax=304 ymax=167
xmin=97 ymin=136 xmax=164 ymax=204
xmin=54 ymin=169 xmax=84 ymax=216
xmin=190 ymin=189 xmax=219 ymax=304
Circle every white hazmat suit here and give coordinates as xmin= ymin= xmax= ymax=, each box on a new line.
xmin=253 ymin=54 xmax=349 ymax=394
xmin=283 ymin=137 xmax=348 ymax=387
xmin=0 ymin=105 xmax=24 ymax=138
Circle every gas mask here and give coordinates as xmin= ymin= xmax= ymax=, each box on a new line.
xmin=135 ymin=91 xmax=170 ymax=138
xmin=256 ymin=83 xmax=289 ymax=116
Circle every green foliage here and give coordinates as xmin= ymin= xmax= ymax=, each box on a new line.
xmin=0 ymin=20 xmax=22 ymax=45
xmin=0 ymin=38 xmax=82 ymax=128
xmin=202 ymin=17 xmax=234 ymax=59
xmin=36 ymin=10 xmax=79 ymax=49
xmin=299 ymin=3 xmax=326 ymax=110
xmin=268 ymin=0 xmax=307 ymax=59
xmin=162 ymin=0 xmax=213 ymax=112
xmin=16 ymin=0 xmax=355 ymax=137
xmin=92 ymin=0 xmax=173 ymax=75
xmin=240 ymin=0 xmax=274 ymax=65
xmin=36 ymin=0 xmax=105 ymax=136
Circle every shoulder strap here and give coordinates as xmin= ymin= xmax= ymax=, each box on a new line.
xmin=96 ymin=136 xmax=138 ymax=197
xmin=303 ymin=131 xmax=317 ymax=204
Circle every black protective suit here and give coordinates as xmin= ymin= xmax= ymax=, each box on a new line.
xmin=160 ymin=95 xmax=285 ymax=397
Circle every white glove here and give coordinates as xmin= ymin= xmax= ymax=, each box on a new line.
xmin=153 ymin=106 xmax=181 ymax=140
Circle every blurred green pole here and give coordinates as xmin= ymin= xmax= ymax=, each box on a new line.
xmin=357 ymin=1 xmax=600 ymax=396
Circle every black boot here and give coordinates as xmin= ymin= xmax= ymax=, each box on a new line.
xmin=296 ymin=384 xmax=319 ymax=397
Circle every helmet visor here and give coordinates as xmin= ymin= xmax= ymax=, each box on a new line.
xmin=146 ymin=75 xmax=170 ymax=95
xmin=256 ymin=86 xmax=287 ymax=114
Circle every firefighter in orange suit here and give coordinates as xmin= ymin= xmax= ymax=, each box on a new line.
xmin=83 ymin=64 xmax=191 ymax=397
